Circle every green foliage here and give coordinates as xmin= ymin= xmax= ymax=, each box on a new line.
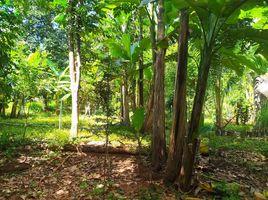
xmin=202 ymin=132 xmax=268 ymax=156
xmin=255 ymin=102 xmax=268 ymax=135
xmin=213 ymin=181 xmax=241 ymax=200
xmin=131 ymin=108 xmax=145 ymax=132
xmin=137 ymin=184 xmax=161 ymax=200
xmin=30 ymin=101 xmax=43 ymax=113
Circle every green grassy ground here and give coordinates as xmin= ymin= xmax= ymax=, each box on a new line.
xmin=1 ymin=113 xmax=267 ymax=156
xmin=0 ymin=113 xmax=151 ymax=156
xmin=201 ymin=131 xmax=268 ymax=156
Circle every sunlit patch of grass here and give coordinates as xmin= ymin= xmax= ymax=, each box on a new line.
xmin=224 ymin=124 xmax=253 ymax=133
xmin=0 ymin=113 xmax=151 ymax=155
xmin=202 ymin=132 xmax=268 ymax=156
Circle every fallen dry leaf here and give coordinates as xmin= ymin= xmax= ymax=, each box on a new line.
xmin=254 ymin=192 xmax=267 ymax=200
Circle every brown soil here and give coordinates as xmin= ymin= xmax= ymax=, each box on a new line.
xmin=0 ymin=145 xmax=267 ymax=200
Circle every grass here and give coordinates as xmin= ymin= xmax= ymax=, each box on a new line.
xmin=0 ymin=112 xmax=150 ymax=157
xmin=224 ymin=124 xmax=253 ymax=133
xmin=201 ymin=131 xmax=268 ymax=156
xmin=1 ymin=112 xmax=267 ymax=158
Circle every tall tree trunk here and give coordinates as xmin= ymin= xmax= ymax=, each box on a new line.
xmin=10 ymin=97 xmax=18 ymax=118
xmin=68 ymin=0 xmax=80 ymax=140
xmin=138 ymin=11 xmax=144 ymax=108
xmin=55 ymin=93 xmax=60 ymax=115
xmin=179 ymin=45 xmax=212 ymax=191
xmin=215 ymin=76 xmax=223 ymax=134
xmin=164 ymin=9 xmax=189 ymax=184
xmin=19 ymin=95 xmax=25 ymax=117
xmin=152 ymin=0 xmax=166 ymax=171
xmin=43 ymin=93 xmax=49 ymax=112
xmin=142 ymin=2 xmax=156 ymax=133
xmin=122 ymin=72 xmax=130 ymax=125
xmin=131 ymin=79 xmax=137 ymax=110
xmin=0 ymin=101 xmax=5 ymax=116
xmin=120 ymin=85 xmax=124 ymax=122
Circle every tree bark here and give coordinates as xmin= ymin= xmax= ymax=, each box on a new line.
xmin=179 ymin=45 xmax=213 ymax=191
xmin=68 ymin=0 xmax=81 ymax=140
xmin=131 ymin=79 xmax=137 ymax=110
xmin=55 ymin=93 xmax=60 ymax=115
xmin=10 ymin=97 xmax=18 ymax=118
xmin=42 ymin=93 xmax=49 ymax=112
xmin=215 ymin=76 xmax=223 ymax=134
xmin=122 ymin=72 xmax=130 ymax=125
xmin=142 ymin=2 xmax=156 ymax=133
xmin=164 ymin=9 xmax=189 ymax=184
xmin=0 ymin=101 xmax=5 ymax=116
xmin=138 ymin=11 xmax=144 ymax=108
xmin=152 ymin=0 xmax=167 ymax=171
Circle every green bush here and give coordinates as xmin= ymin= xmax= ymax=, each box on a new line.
xmin=30 ymin=101 xmax=43 ymax=113
xmin=254 ymin=102 xmax=268 ymax=136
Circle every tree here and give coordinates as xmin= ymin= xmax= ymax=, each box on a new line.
xmin=151 ymin=0 xmax=167 ymax=171
xmin=164 ymin=9 xmax=189 ymax=183
xmin=165 ymin=0 xmax=268 ymax=191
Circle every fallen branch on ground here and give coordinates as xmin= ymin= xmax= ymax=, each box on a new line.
xmin=63 ymin=143 xmax=148 ymax=156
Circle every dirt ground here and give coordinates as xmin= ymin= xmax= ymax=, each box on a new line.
xmin=0 ymin=145 xmax=267 ymax=200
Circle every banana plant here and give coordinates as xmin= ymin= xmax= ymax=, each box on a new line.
xmin=164 ymin=0 xmax=268 ymax=191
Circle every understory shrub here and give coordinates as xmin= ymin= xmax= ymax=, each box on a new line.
xmin=254 ymin=102 xmax=268 ymax=136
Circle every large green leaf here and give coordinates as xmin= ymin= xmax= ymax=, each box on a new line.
xmin=131 ymin=107 xmax=145 ymax=131
xmin=239 ymin=7 xmax=268 ymax=28
xmin=169 ymin=0 xmax=188 ymax=10
xmin=208 ymin=0 xmax=225 ymax=16
xmin=237 ymin=28 xmax=268 ymax=44
xmin=109 ymin=0 xmax=139 ymax=6
xmin=107 ymin=41 xmax=129 ymax=60
xmin=131 ymin=41 xmax=140 ymax=62
xmin=122 ymin=34 xmax=131 ymax=58
xmin=51 ymin=0 xmax=67 ymax=7
xmin=221 ymin=48 xmax=266 ymax=75
xmin=27 ymin=52 xmax=40 ymax=66
xmin=139 ymin=37 xmax=151 ymax=50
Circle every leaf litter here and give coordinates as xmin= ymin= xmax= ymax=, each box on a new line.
xmin=0 ymin=144 xmax=267 ymax=199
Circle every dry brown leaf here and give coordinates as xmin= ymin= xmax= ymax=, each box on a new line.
xmin=199 ymin=182 xmax=213 ymax=192
xmin=254 ymin=192 xmax=267 ymax=200
xmin=184 ymin=197 xmax=203 ymax=200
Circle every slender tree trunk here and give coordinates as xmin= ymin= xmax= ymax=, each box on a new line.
xmin=142 ymin=2 xmax=156 ymax=133
xmin=215 ymin=76 xmax=223 ymax=134
xmin=19 ymin=95 xmax=25 ymax=117
xmin=10 ymin=97 xmax=18 ymax=118
xmin=69 ymin=32 xmax=79 ymax=140
xmin=1 ymin=101 xmax=5 ymax=116
xmin=43 ymin=93 xmax=49 ymax=112
xmin=122 ymin=72 xmax=130 ymax=125
xmin=164 ymin=9 xmax=189 ymax=184
xmin=68 ymin=0 xmax=80 ymax=140
xmin=120 ymin=85 xmax=124 ymax=122
xmin=138 ymin=11 xmax=144 ymax=108
xmin=56 ymin=93 xmax=60 ymax=115
xmin=179 ymin=45 xmax=212 ymax=191
xmin=131 ymin=79 xmax=137 ymax=110
xmin=152 ymin=0 xmax=166 ymax=171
